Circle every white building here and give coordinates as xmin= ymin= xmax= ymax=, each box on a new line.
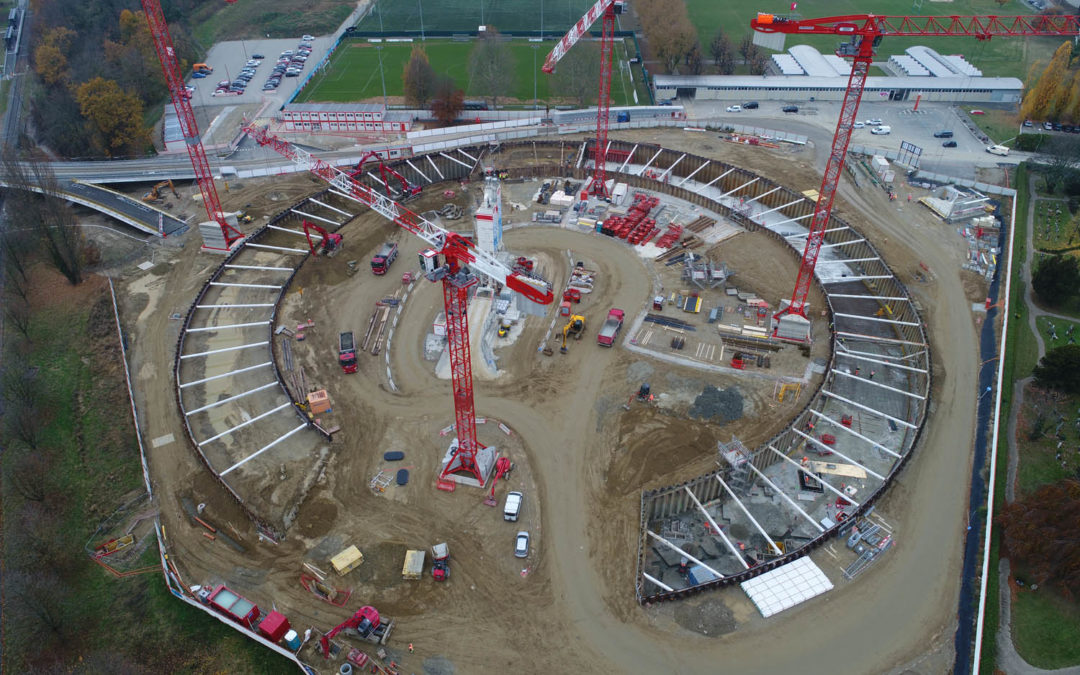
xmin=658 ymin=45 xmax=1019 ymax=104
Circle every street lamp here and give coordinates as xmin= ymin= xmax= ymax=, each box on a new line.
xmin=418 ymin=0 xmax=425 ymax=40
xmin=533 ymin=45 xmax=538 ymax=110
xmin=377 ymin=46 xmax=387 ymax=109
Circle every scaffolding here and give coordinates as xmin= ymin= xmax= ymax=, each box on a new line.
xmin=682 ymin=253 xmax=732 ymax=289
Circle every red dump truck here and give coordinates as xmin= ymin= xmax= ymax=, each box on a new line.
xmin=339 ymin=331 xmax=357 ymax=374
xmin=204 ymin=584 xmax=260 ymax=629
xmin=597 ymin=308 xmax=624 ymax=347
xmin=370 ymin=242 xmax=398 ymax=275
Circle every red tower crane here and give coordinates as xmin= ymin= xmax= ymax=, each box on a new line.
xmin=243 ymin=124 xmax=554 ymax=484
xmin=543 ymin=0 xmax=623 ymax=197
xmin=141 ymin=0 xmax=245 ymax=251
xmin=348 ymin=150 xmax=422 ymax=201
xmin=752 ymin=12 xmax=1080 ymax=325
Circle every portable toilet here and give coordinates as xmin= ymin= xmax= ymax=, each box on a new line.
xmin=283 ymin=629 xmax=302 ymax=651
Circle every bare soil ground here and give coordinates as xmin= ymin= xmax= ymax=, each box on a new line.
xmin=120 ymin=130 xmax=985 ymax=675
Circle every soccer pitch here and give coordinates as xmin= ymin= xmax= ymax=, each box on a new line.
xmin=684 ymin=0 xmax=1063 ymax=80
xmin=294 ymin=39 xmax=642 ymax=107
xmin=355 ymin=0 xmax=599 ymax=35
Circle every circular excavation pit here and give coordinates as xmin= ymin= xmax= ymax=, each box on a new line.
xmin=169 ymin=138 xmax=931 ymax=673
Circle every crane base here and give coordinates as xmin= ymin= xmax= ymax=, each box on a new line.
xmin=439 ymin=442 xmax=496 ymax=489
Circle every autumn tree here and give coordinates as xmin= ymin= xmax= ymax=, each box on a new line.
xmin=103 ymin=9 xmax=166 ymax=105
xmin=710 ymin=30 xmax=736 ymax=75
xmin=999 ymin=479 xmax=1080 ymax=599
xmin=33 ymin=26 xmax=76 ymax=86
xmin=1021 ymin=41 xmax=1073 ymax=121
xmin=637 ymin=0 xmax=697 ymax=74
xmin=552 ymin=42 xmax=601 ymax=106
xmin=468 ymin=28 xmax=516 ymax=109
xmin=76 ymin=77 xmax=151 ymax=157
xmin=431 ymin=76 xmax=464 ymax=126
xmin=738 ymin=34 xmax=760 ymax=66
xmin=402 ymin=46 xmax=437 ymax=108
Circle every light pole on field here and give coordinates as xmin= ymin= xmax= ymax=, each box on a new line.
xmin=378 ymin=46 xmax=387 ymax=109
xmin=379 ymin=1 xmax=384 ymax=31
xmin=480 ymin=0 xmax=484 ymax=26
xmin=541 ymin=0 xmax=544 ymax=40
xmin=418 ymin=0 xmax=425 ymax=40
xmin=533 ymin=45 xmax=538 ymax=110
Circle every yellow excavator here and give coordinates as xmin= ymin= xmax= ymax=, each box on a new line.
xmin=560 ymin=315 xmax=586 ymax=354
xmin=142 ymin=180 xmax=178 ymax=203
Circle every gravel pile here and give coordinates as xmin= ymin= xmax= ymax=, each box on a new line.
xmin=688 ymin=385 xmax=744 ymax=424
xmin=673 ymin=598 xmax=737 ymax=637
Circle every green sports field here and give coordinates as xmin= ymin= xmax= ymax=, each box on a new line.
xmin=294 ymin=38 xmax=643 ymax=106
xmin=355 ymin=0 xmax=599 ymax=35
xmin=684 ymin=0 xmax=1063 ymax=80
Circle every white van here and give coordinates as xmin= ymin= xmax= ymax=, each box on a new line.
xmin=986 ymin=144 xmax=1010 ymax=156
xmin=504 ymin=491 xmax=523 ymax=522
xmin=870 ymin=125 xmax=891 ymax=135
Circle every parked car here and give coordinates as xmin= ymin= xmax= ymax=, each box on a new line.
xmin=285 ymin=70 xmax=300 ymax=77
xmin=933 ymin=130 xmax=954 ymax=138
xmin=1023 ymin=119 xmax=1033 ymax=127
xmin=782 ymin=105 xmax=798 ymax=113
xmin=281 ymin=50 xmax=294 ymax=56
xmin=942 ymin=140 xmax=958 ymax=148
xmin=191 ymin=71 xmax=207 ymax=79
xmin=302 ymin=34 xmax=314 ymax=41
xmin=852 ymin=122 xmax=865 ymax=129
xmin=514 ymin=531 xmax=530 ymax=558
xmin=864 ymin=118 xmax=883 ymax=125
xmin=725 ymin=105 xmax=741 ymax=113
xmin=870 ymin=125 xmax=891 ymax=135
xmin=1044 ymin=121 xmax=1054 ymax=130
xmin=263 ymin=83 xmax=276 ymax=90
xmin=742 ymin=101 xmax=759 ymax=109
xmin=969 ymin=109 xmax=985 ymax=115
xmin=1064 ymin=125 xmax=1075 ymax=133
xmin=251 ymin=53 xmax=265 ymax=59
xmin=217 ymin=79 xmax=230 ymax=87
xmin=1052 ymin=122 xmax=1063 ymax=131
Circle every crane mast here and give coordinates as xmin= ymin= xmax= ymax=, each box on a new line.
xmin=244 ymin=124 xmax=554 ymax=484
xmin=752 ymin=12 xmax=1080 ymax=326
xmin=543 ymin=0 xmax=620 ymax=196
xmin=140 ymin=0 xmax=244 ymax=250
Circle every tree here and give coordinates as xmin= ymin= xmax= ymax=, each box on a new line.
xmin=552 ymin=42 xmax=601 ymax=106
xmin=1 ymin=150 xmax=86 ymax=285
xmin=103 ymin=9 xmax=167 ymax=105
xmin=402 ymin=46 xmax=437 ymax=108
xmin=431 ymin=76 xmax=464 ymax=127
xmin=468 ymin=28 xmax=516 ymax=109
xmin=1040 ymin=134 xmax=1080 ymax=193
xmin=999 ymin=479 xmax=1080 ymax=599
xmin=686 ymin=45 xmax=705 ymax=76
xmin=1031 ymin=254 xmax=1080 ymax=306
xmin=32 ymin=27 xmax=76 ymax=86
xmin=75 ymin=77 xmax=151 ymax=157
xmin=738 ymin=34 xmax=760 ymax=64
xmin=637 ymin=0 xmax=696 ymax=74
xmin=1033 ymin=344 xmax=1080 ymax=394
xmin=1021 ymin=41 xmax=1073 ymax=121
xmin=710 ymin=30 xmax=736 ymax=75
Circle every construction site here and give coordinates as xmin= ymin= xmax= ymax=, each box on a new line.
xmin=90 ymin=3 xmax=1064 ymax=675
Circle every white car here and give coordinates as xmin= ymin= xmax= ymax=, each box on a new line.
xmin=852 ymin=122 xmax=865 ymax=129
xmin=302 ymin=34 xmax=315 ymax=41
xmin=864 ymin=118 xmax=883 ymax=126
xmin=725 ymin=105 xmax=741 ymax=113
xmin=514 ymin=531 xmax=530 ymax=558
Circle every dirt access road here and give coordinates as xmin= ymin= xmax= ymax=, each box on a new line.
xmin=123 ymin=133 xmax=982 ymax=674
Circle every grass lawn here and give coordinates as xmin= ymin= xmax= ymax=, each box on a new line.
xmin=355 ymin=0 xmax=598 ymax=35
xmin=683 ymin=0 xmax=1063 ymax=79
xmin=1 ymin=269 xmax=293 ymax=673
xmin=970 ymin=109 xmax=1022 ymax=146
xmin=1031 ymin=199 xmax=1079 ymax=251
xmin=1012 ymin=586 xmax=1080 ymax=669
xmin=1035 ymin=315 xmax=1080 ymax=351
xmin=191 ymin=0 xmax=354 ymax=47
xmin=295 ymin=38 xmax=639 ymax=106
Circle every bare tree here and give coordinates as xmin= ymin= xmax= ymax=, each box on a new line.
xmin=7 ymin=571 xmax=70 ymax=637
xmin=1 ymin=149 xmax=85 ymax=285
xmin=552 ymin=42 xmax=601 ymax=106
xmin=467 ymin=28 xmax=516 ymax=109
xmin=686 ymin=45 xmax=705 ymax=76
xmin=8 ymin=451 xmax=52 ymax=503
xmin=710 ymin=30 xmax=736 ymax=75
xmin=1039 ymin=135 xmax=1080 ymax=193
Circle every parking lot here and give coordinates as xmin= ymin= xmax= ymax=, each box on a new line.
xmin=185 ymin=35 xmax=332 ymax=109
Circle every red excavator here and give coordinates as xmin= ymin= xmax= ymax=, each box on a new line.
xmin=483 ymin=456 xmax=514 ymax=507
xmin=348 ymin=151 xmax=422 ymax=202
xmin=302 ymin=220 xmax=342 ymax=256
xmin=319 ymin=606 xmax=394 ymax=658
